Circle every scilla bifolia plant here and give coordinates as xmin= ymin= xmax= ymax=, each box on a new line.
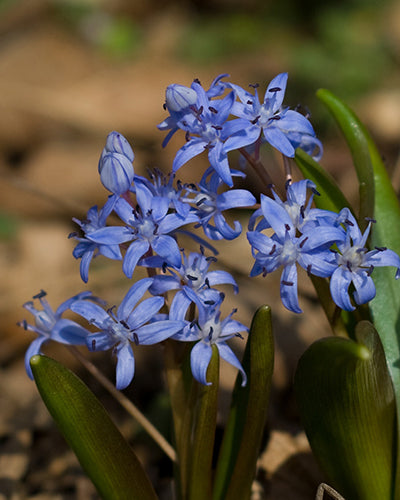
xmin=19 ymin=72 xmax=400 ymax=500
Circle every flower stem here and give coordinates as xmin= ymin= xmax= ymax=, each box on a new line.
xmin=67 ymin=345 xmax=177 ymax=462
xmin=239 ymin=147 xmax=273 ymax=189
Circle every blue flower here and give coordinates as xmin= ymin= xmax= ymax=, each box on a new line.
xmin=148 ymin=249 xmax=238 ymax=321
xmin=18 ymin=290 xmax=96 ymax=379
xmin=86 ymin=181 xmax=198 ymax=278
xmin=133 ymin=170 xmax=191 ymax=219
xmin=247 ymin=192 xmax=345 ymax=313
xmin=186 ymin=167 xmax=256 ymax=240
xmin=223 ymin=73 xmax=323 ymax=161
xmin=98 ymin=132 xmax=135 ymax=194
xmin=70 ymin=278 xmax=185 ymax=389
xmin=173 ymin=299 xmax=247 ymax=386
xmin=70 ymin=195 xmax=121 ymax=283
xmin=330 ymin=210 xmax=400 ymax=311
xmin=171 ymin=83 xmax=238 ymax=186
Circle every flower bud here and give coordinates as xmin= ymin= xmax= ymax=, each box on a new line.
xmin=99 ymin=152 xmax=134 ymax=195
xmin=105 ymin=131 xmax=134 ymax=162
xmin=165 ymin=84 xmax=197 ymax=112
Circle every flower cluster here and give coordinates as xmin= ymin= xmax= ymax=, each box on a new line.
xmin=247 ymin=180 xmax=400 ymax=312
xmin=18 ymin=72 xmax=400 ymax=393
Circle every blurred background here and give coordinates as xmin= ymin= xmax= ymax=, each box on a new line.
xmin=0 ymin=0 xmax=399 ymax=498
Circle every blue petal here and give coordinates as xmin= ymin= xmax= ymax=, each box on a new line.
xmin=278 ymin=110 xmax=315 ymax=135
xmin=152 ymin=235 xmax=182 ymax=268
xmin=190 ymin=341 xmax=213 ymax=385
xmin=25 ymin=337 xmax=47 ymax=379
xmin=208 ymin=141 xmax=233 ymax=187
xmin=149 ymin=275 xmax=181 ymax=295
xmin=217 ymin=189 xmax=256 ymax=210
xmin=86 ymin=331 xmax=115 ymax=351
xmin=70 ymin=301 xmax=110 ymax=328
xmin=217 ymin=342 xmax=247 ymax=386
xmin=126 ymin=296 xmax=164 ymax=330
xmin=88 ymin=226 xmax=133 ymax=245
xmin=79 ymin=249 xmax=94 ymax=283
xmin=265 ymin=73 xmax=288 ymax=112
xmin=115 ymin=343 xmax=135 ymax=390
xmin=206 ymin=270 xmax=238 ymax=293
xmin=263 ymin=127 xmax=295 ymax=157
xmin=173 ymin=139 xmax=206 ymax=172
xmin=330 ymin=267 xmax=355 ymax=311
xmin=137 ymin=320 xmax=185 ymax=344
xmin=260 ymin=194 xmax=295 ymax=240
xmin=214 ymin=212 xmax=242 ymax=240
xmin=117 ymin=277 xmax=154 ymax=319
xmin=122 ymin=239 xmax=150 ymax=278
xmin=352 ymin=271 xmax=376 ymax=305
xmin=52 ymin=318 xmax=89 ymax=345
xmin=280 ymin=263 xmax=302 ymax=313
xmin=169 ymin=291 xmax=192 ymax=321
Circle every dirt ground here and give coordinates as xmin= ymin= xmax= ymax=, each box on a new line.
xmin=1 ymin=2 xmax=400 ymax=499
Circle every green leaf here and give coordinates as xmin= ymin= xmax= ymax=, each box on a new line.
xmin=30 ymin=355 xmax=157 ymax=500
xmin=294 ymin=149 xmax=352 ymax=214
xmin=188 ymin=345 xmax=220 ymax=500
xmin=316 ymin=88 xmax=375 ymax=226
xmin=316 ymin=88 xmax=400 ymax=495
xmin=294 ymin=321 xmax=396 ymax=500
xmin=213 ymin=305 xmax=274 ymax=500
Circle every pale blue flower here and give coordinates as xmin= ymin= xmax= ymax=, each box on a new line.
xmin=224 ymin=73 xmax=323 ymax=161
xmin=18 ymin=290 xmax=96 ymax=379
xmin=330 ymin=209 xmax=400 ymax=311
xmin=173 ymin=299 xmax=247 ymax=386
xmin=148 ymin=249 xmax=238 ymax=321
xmin=87 ymin=182 xmax=198 ymax=278
xmin=70 ymin=278 xmax=185 ymax=389
xmin=70 ymin=195 xmax=121 ymax=282
xmin=186 ymin=167 xmax=256 ymax=240
xmin=247 ymin=192 xmax=344 ymax=313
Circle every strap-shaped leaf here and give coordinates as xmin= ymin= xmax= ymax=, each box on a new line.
xmin=188 ymin=345 xmax=219 ymax=500
xmin=316 ymin=88 xmax=400 ymax=495
xmin=294 ymin=321 xmax=396 ymax=500
xmin=30 ymin=355 xmax=157 ymax=500
xmin=316 ymin=88 xmax=375 ymax=226
xmin=294 ymin=149 xmax=352 ymax=214
xmin=213 ymin=305 xmax=274 ymax=500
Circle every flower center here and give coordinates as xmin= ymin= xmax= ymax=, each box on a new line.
xmin=338 ymin=246 xmax=366 ymax=272
xmin=280 ymin=238 xmax=298 ymax=265
xmin=139 ymin=218 xmax=156 ymax=240
xmin=201 ymin=318 xmax=221 ymax=343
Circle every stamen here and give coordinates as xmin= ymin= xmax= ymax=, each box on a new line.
xmin=91 ymin=339 xmax=96 ymax=350
xmin=307 ymin=264 xmax=312 ymax=275
xmin=285 ymin=224 xmax=291 ymax=231
xmin=209 ymin=106 xmax=218 ymax=113
xmin=33 ymin=290 xmax=47 ymax=300
xmin=133 ymin=332 xmax=139 ymax=345
xmin=269 ymin=244 xmax=276 ymax=255
xmin=281 ymin=280 xmax=294 ymax=286
xmin=367 ymin=265 xmax=374 ymax=276
xmin=299 ymin=237 xmax=308 ymax=249
xmin=268 ymin=86 xmax=281 ymax=92
xmin=186 ymin=274 xmax=198 ymax=281
xmin=375 ymin=246 xmax=387 ymax=252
